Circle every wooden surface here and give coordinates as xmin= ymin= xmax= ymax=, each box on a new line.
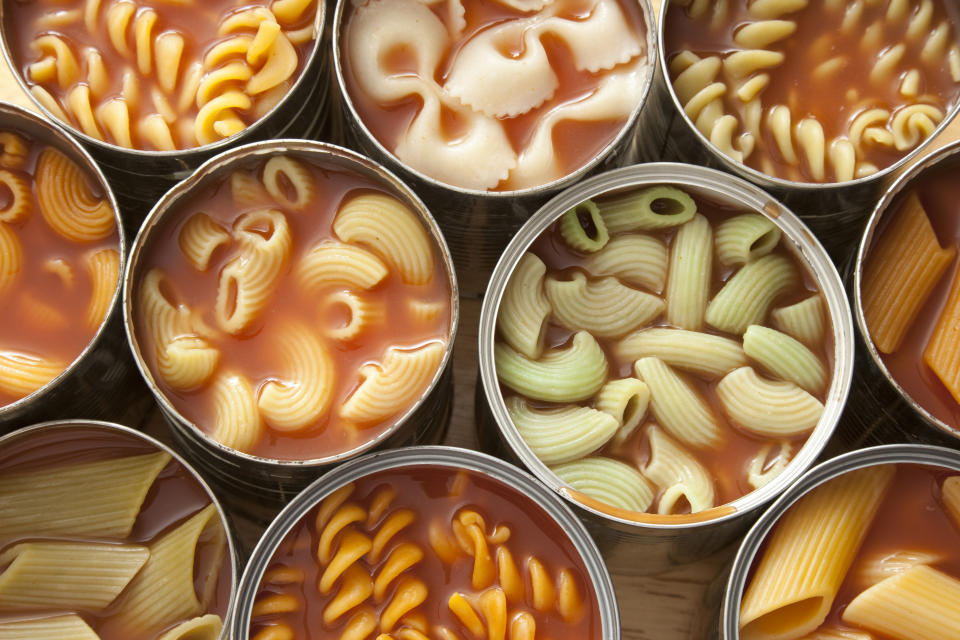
xmin=3 ymin=31 xmax=960 ymax=640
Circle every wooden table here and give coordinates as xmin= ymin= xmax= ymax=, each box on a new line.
xmin=2 ymin=32 xmax=959 ymax=640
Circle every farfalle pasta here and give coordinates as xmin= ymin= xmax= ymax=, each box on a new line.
xmin=7 ymin=0 xmax=319 ymax=150
xmin=248 ymin=466 xmax=601 ymax=639
xmin=664 ymin=0 xmax=960 ymax=182
xmin=494 ymin=184 xmax=835 ymax=517
xmin=0 ymin=131 xmax=120 ymax=409
xmin=132 ymin=153 xmax=452 ymax=460
xmin=341 ymin=0 xmax=649 ymax=191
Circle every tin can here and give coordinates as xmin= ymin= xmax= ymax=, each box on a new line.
xmin=841 ymin=140 xmax=960 ymax=451
xmin=331 ymin=0 xmax=661 ymax=297
xmin=477 ymin=162 xmax=855 ymax=575
xmin=653 ymin=3 xmax=960 ymax=262
xmin=230 ymin=445 xmax=620 ymax=639
xmin=123 ymin=139 xmax=459 ymax=515
xmin=0 ymin=102 xmax=150 ymax=433
xmin=0 ymin=2 xmax=331 ymax=226
xmin=718 ymin=443 xmax=960 ymax=640
xmin=0 ymin=418 xmax=240 ymax=640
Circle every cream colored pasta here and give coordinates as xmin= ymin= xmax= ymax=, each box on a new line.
xmin=716 ymin=366 xmax=823 ymax=437
xmin=742 ymin=325 xmax=827 ymax=393
xmin=715 ymin=214 xmax=782 ymax=267
xmin=0 ymin=170 xmax=31 ymax=224
xmin=770 ymin=295 xmax=826 ymax=347
xmin=497 ymin=252 xmax=552 ymax=359
xmin=665 ymin=213 xmax=713 ymax=330
xmin=616 ymin=327 xmax=747 ymax=379
xmin=496 ymin=331 xmax=609 ymax=403
xmin=634 ymin=357 xmax=722 ymax=449
xmin=551 ymin=457 xmax=655 ymax=512
xmin=210 ymin=371 xmax=262 ymax=452
xmin=705 ymin=254 xmax=797 ymax=334
xmin=545 ymin=271 xmax=664 ymax=338
xmin=262 ymin=155 xmax=315 ymax=211
xmin=506 ymin=395 xmax=618 ymax=465
xmin=0 ymin=350 xmax=67 ymax=399
xmin=746 ymin=441 xmax=792 ymax=490
xmin=178 ymin=213 xmax=231 ymax=272
xmin=295 ymin=240 xmax=389 ymax=294
xmin=596 ymin=377 xmax=649 ymax=445
xmin=598 ymin=186 xmax=698 ymax=234
xmin=35 ymin=147 xmax=114 ymax=243
xmin=407 ymin=298 xmax=445 ymax=325
xmin=644 ymin=424 xmax=716 ymax=514
xmin=0 ymin=615 xmax=101 ymax=640
xmin=944 ymin=476 xmax=960 ymax=528
xmin=84 ymin=248 xmax=119 ymax=330
xmin=581 ymin=233 xmax=668 ymax=293
xmin=156 ymin=614 xmax=223 ymax=640
xmin=852 ymin=550 xmax=942 ymax=590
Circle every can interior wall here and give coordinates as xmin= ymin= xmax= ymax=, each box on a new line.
xmin=330 ymin=0 xmax=661 ymax=297
xmin=477 ymin=162 xmax=854 ymax=575
xmin=230 ymin=446 xmax=620 ymax=640
xmin=122 ymin=139 xmax=460 ymax=509
xmin=718 ymin=443 xmax=960 ymax=640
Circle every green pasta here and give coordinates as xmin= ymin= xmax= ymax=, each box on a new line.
xmin=495 ymin=331 xmax=609 ymax=402
xmin=497 ymin=252 xmax=552 ymax=359
xmin=616 ymin=327 xmax=747 ymax=379
xmin=545 ymin=271 xmax=664 ymax=338
xmin=598 ymin=185 xmax=697 ymax=233
xmin=705 ymin=254 xmax=797 ymax=334
xmin=551 ymin=457 xmax=654 ymax=512
xmin=581 ymin=233 xmax=668 ymax=293
xmin=506 ymin=397 xmax=618 ymax=465
xmin=742 ymin=325 xmax=827 ymax=394
xmin=770 ymin=295 xmax=825 ymax=347
xmin=714 ymin=213 xmax=782 ymax=266
xmin=558 ymin=200 xmax=609 ymax=253
xmin=634 ymin=357 xmax=722 ymax=449
xmin=665 ymin=213 xmax=713 ymax=330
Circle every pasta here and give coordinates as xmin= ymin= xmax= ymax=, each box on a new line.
xmin=505 ymin=395 xmax=619 ymax=464
xmin=923 ymin=267 xmax=960 ymax=404
xmin=0 ymin=615 xmax=100 ymax=640
xmin=634 ymin=357 xmax=722 ymax=449
xmin=545 ymin=271 xmax=664 ymax=338
xmin=742 ymin=325 xmax=827 ymax=393
xmin=716 ymin=366 xmax=824 ymax=437
xmin=551 ymin=457 xmax=655 ymax=512
xmin=497 ymin=253 xmax=551 ymax=359
xmin=644 ymin=424 xmax=715 ymax=514
xmin=665 ymin=213 xmax=712 ymax=330
xmin=35 ymin=148 xmax=115 ymax=242
xmin=705 ymin=254 xmax=797 ymax=334
xmin=496 ymin=331 xmax=609 ymax=403
xmin=770 ymin=296 xmax=825 ymax=347
xmin=615 ymin=328 xmax=747 ymax=379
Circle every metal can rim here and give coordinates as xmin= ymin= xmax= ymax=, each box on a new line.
xmin=122 ymin=138 xmax=460 ymax=468
xmin=719 ymin=443 xmax=960 ymax=639
xmin=477 ymin=161 xmax=855 ymax=530
xmin=230 ymin=444 xmax=620 ymax=639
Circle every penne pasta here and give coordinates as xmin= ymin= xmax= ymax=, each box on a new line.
xmin=715 ymin=213 xmax=782 ymax=267
xmin=156 ymin=614 xmax=223 ymax=640
xmin=922 ymin=267 xmax=960 ymax=404
xmin=0 ymin=615 xmax=101 ymax=640
xmin=943 ymin=475 xmax=960 ymax=529
xmin=596 ymin=377 xmax=649 ymax=445
xmin=770 ymin=296 xmax=826 ymax=348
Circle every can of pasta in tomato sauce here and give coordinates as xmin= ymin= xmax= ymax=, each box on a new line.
xmin=477 ymin=162 xmax=854 ymax=575
xmin=654 ymin=0 xmax=960 ymax=262
xmin=231 ymin=446 xmax=620 ymax=640
xmin=839 ymin=140 xmax=960 ymax=452
xmin=0 ymin=419 xmax=239 ymax=640
xmin=122 ymin=138 xmax=459 ymax=522
xmin=0 ymin=0 xmax=332 ymax=228
xmin=0 ymin=102 xmax=152 ymax=433
xmin=331 ymin=0 xmax=661 ymax=297
xmin=718 ymin=443 xmax=960 ymax=640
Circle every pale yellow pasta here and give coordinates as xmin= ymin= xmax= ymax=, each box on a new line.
xmin=0 ymin=451 xmax=170 ymax=539
xmin=496 ymin=252 xmax=551 ymax=359
xmin=156 ymin=614 xmax=223 ymax=640
xmin=113 ymin=504 xmax=226 ymax=635
xmin=770 ymin=295 xmax=825 ymax=347
xmin=0 ymin=615 xmax=100 ymax=640
xmin=195 ymin=91 xmax=252 ymax=145
xmin=178 ymin=212 xmax=231 ymax=272
xmin=742 ymin=325 xmax=827 ymax=393
xmin=0 ymin=170 xmax=31 ymax=223
xmin=0 ymin=224 xmax=23 ymax=297
xmin=616 ymin=327 xmax=747 ymax=379
xmin=496 ymin=331 xmax=608 ymax=403
xmin=231 ymin=170 xmax=273 ymax=208
xmin=705 ymin=254 xmax=797 ymax=334
xmin=160 ymin=335 xmax=220 ymax=392
xmin=740 ymin=465 xmax=896 ymax=640
xmin=0 ymin=541 xmax=149 ymax=611
xmin=644 ymin=424 xmax=716 ymax=515
xmin=35 ymin=147 xmax=115 ymax=243
xmin=546 ymin=271 xmax=664 ymax=338
xmin=0 ymin=133 xmax=28 ymax=170
xmin=890 ymin=104 xmax=943 ymax=151
xmin=66 ymin=84 xmax=103 ymax=139
xmin=272 ymin=0 xmax=314 ymax=24
xmin=797 ymin=626 xmax=876 ymax=640
xmin=634 ymin=357 xmax=722 ymax=449
xmin=716 ymin=366 xmax=823 ymax=437
xmin=294 ymin=240 xmax=388 ymax=294
xmin=596 ymin=377 xmax=649 ymax=446
xmin=197 ymin=62 xmax=253 ymax=107
xmin=0 ymin=349 xmax=66 ymax=399
xmin=580 ymin=233 xmax=668 ymax=293
xmin=319 ymin=290 xmax=384 ymax=341
xmin=715 ymin=214 xmax=782 ymax=267
xmin=734 ymin=19 xmax=796 ymax=48
xmin=340 ymin=341 xmax=445 ymax=424
xmin=852 ymin=549 xmax=942 ymax=590
xmin=30 ymin=35 xmax=79 ymax=89
xmin=210 ymin=371 xmax=263 ymax=451
xmin=505 ymin=395 xmax=619 ymax=465
xmin=746 ymin=441 xmax=793 ymax=490
xmin=258 ymin=321 xmax=335 ymax=432
xmin=551 ymin=456 xmax=655 ymax=512
xmin=333 ymin=193 xmax=434 ymax=285
xmin=666 ymin=213 xmax=713 ymax=330
xmin=407 ymin=299 xmax=445 ymax=325
xmin=98 ymin=98 xmax=133 ymax=148
xmin=84 ymin=248 xmax=120 ymax=330
xmin=262 ymin=155 xmax=315 ymax=210
xmin=944 ymin=476 xmax=960 ymax=528
xmin=246 ymin=31 xmax=297 ymax=95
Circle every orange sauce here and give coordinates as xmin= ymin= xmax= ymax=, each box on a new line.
xmin=249 ymin=466 xmax=602 ymax=639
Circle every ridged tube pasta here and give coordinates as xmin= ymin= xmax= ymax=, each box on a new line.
xmin=496 ymin=331 xmax=608 ymax=403
xmin=740 ymin=465 xmax=896 ymax=640
xmin=705 ymin=254 xmax=797 ymax=334
xmin=551 ymin=457 xmax=654 ymax=512
xmin=0 ymin=349 xmax=66 ymax=399
xmin=743 ymin=325 xmax=827 ymax=393
xmin=262 ymin=155 xmax=315 ymax=210
xmin=597 ymin=185 xmax=697 ymax=233
xmin=258 ymin=322 xmax=335 ymax=432
xmin=715 ymin=214 xmax=782 ymax=266
xmin=35 ymin=148 xmax=115 ymax=242
xmin=216 ymin=208 xmax=291 ymax=334
xmin=0 ymin=170 xmax=31 ymax=223
xmin=0 ymin=132 xmax=29 ymax=170
xmin=716 ymin=366 xmax=824 ymax=437
xmin=770 ymin=296 xmax=825 ymax=348
xmin=156 ymin=614 xmax=223 ymax=640
xmin=84 ymin=248 xmax=119 ymax=330
xmin=295 ymin=240 xmax=389 ymax=294
xmin=666 ymin=213 xmax=713 ymax=330
xmin=0 ymin=224 xmax=23 ymax=297
xmin=211 ymin=372 xmax=263 ymax=452
xmin=178 ymin=213 xmax=231 ymax=272
xmin=334 ymin=193 xmax=434 ymax=285
xmin=558 ymin=200 xmax=609 ymax=252
xmin=545 ymin=271 xmax=664 ymax=338
xmin=644 ymin=425 xmax=716 ymax=515
xmin=497 ymin=252 xmax=551 ymax=359
xmin=853 ymin=549 xmax=942 ymax=590
xmin=596 ymin=377 xmax=649 ymax=445
xmin=0 ymin=541 xmax=149 ymax=611
xmin=505 ymin=395 xmax=619 ymax=465
xmin=159 ymin=335 xmax=220 ymax=392
xmin=340 ymin=342 xmax=445 ymax=424
xmin=0 ymin=614 xmax=100 ymax=640
xmin=616 ymin=327 xmax=747 ymax=379
xmin=581 ymin=233 xmax=668 ymax=293
xmin=319 ymin=290 xmax=384 ymax=341
xmin=634 ymin=357 xmax=722 ymax=449
xmin=231 ymin=171 xmax=272 ymax=207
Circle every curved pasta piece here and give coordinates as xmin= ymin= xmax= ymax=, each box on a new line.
xmin=179 ymin=213 xmax=231 ymax=272
xmin=0 ymin=349 xmax=66 ymax=399
xmin=319 ymin=290 xmax=385 ymax=341
xmin=497 ymin=253 xmax=551 ymax=359
xmin=715 ymin=214 xmax=781 ymax=267
xmin=44 ymin=258 xmax=74 ymax=289
xmin=705 ymin=254 xmax=797 ymax=334
xmin=408 ymin=298 xmax=445 ymax=325
xmin=0 ymin=170 xmax=31 ymax=223
xmin=716 ymin=366 xmax=824 ymax=436
xmin=195 ymin=90 xmax=252 ymax=145
xmin=496 ymin=331 xmax=608 ymax=403
xmin=210 ymin=372 xmax=262 ymax=452
xmin=272 ymin=0 xmax=315 ymax=23
xmin=0 ymin=224 xmax=23 ymax=297
xmin=35 ymin=148 xmax=115 ymax=242
xmin=748 ymin=0 xmax=808 ymax=19
xmin=596 ymin=377 xmax=649 ymax=445
xmin=581 ymin=233 xmax=668 ymax=293
xmin=341 ymin=341 xmax=445 ymax=424
xmin=97 ymin=98 xmax=133 ymax=148
xmin=849 ymin=108 xmax=893 ymax=155
xmin=505 ymin=396 xmax=618 ymax=465
xmin=0 ymin=133 xmax=28 ymax=170
xmin=743 ymin=324 xmax=827 ymax=394
xmin=746 ymin=440 xmax=792 ymax=490
xmin=546 ymin=271 xmax=663 ymax=337
xmin=890 ymin=103 xmax=943 ymax=152
xmin=159 ymin=336 xmax=220 ymax=391
xmin=157 ymin=614 xmax=223 ymax=640
xmin=333 ymin=193 xmax=434 ymax=285
xmin=616 ymin=327 xmax=747 ymax=379
xmin=30 ymin=34 xmax=80 ymax=89
xmin=196 ymin=61 xmax=253 ymax=107
xmin=155 ymin=31 xmax=185 ymax=95
xmin=84 ymin=248 xmax=120 ymax=329
xmin=734 ymin=19 xmax=796 ymax=48
xmin=295 ymin=241 xmax=388 ymax=294
xmin=770 ymin=295 xmax=825 ymax=348
xmin=644 ymin=424 xmax=715 ymax=515
xmin=634 ymin=357 xmax=722 ymax=449
xmin=262 ymin=155 xmax=315 ymax=210
xmin=552 ymin=457 xmax=654 ymax=512
xmin=231 ymin=170 xmax=273 ymax=207
xmin=258 ymin=322 xmax=335 ymax=432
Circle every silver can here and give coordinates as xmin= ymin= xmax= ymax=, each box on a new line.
xmin=0 ymin=3 xmax=330 ymax=222
xmin=654 ymin=2 xmax=960 ymax=261
xmin=331 ymin=0 xmax=660 ymax=297
xmin=719 ymin=443 xmax=960 ymax=640
xmin=0 ymin=102 xmax=150 ymax=433
xmin=843 ymin=140 xmax=960 ymax=450
xmin=230 ymin=445 xmax=620 ymax=640
xmin=123 ymin=139 xmax=459 ymax=515
xmin=477 ymin=162 xmax=855 ymax=575
xmin=0 ymin=418 xmax=239 ymax=640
